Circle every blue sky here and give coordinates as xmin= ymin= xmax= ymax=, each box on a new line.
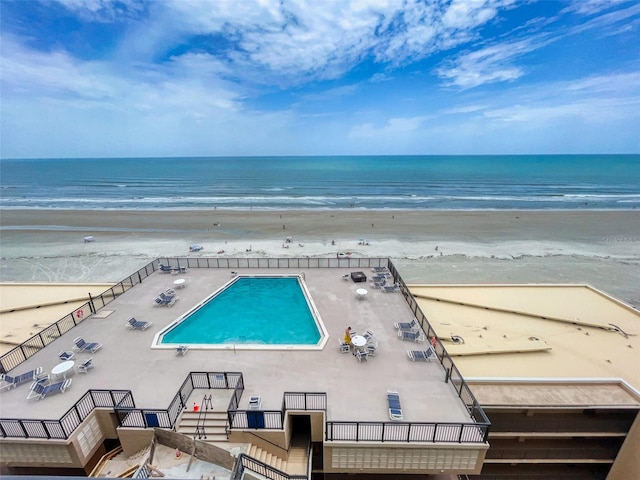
xmin=1 ymin=0 xmax=639 ymax=158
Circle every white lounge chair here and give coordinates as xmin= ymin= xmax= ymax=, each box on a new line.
xmin=394 ymin=319 xmax=418 ymax=330
xmin=27 ymin=378 xmax=72 ymax=400
xmin=58 ymin=351 xmax=75 ymax=362
xmin=398 ymin=329 xmax=425 ymax=342
xmin=0 ymin=367 xmax=45 ymax=391
xmin=126 ymin=317 xmax=153 ymax=330
xmin=407 ymin=347 xmax=436 ymax=362
xmin=387 ymin=390 xmax=403 ymax=420
xmin=73 ymin=336 xmax=102 ymax=353
xmin=249 ymin=395 xmax=261 ymax=409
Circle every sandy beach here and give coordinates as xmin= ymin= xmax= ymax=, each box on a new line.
xmin=1 ymin=209 xmax=640 ymax=307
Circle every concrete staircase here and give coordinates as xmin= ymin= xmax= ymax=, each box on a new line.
xmin=247 ymin=444 xmax=289 ymax=473
xmin=286 ymin=435 xmax=309 ymax=475
xmin=245 ymin=434 xmax=308 ymax=476
xmin=175 ymin=410 xmax=229 ymax=443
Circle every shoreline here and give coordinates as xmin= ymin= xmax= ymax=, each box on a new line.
xmin=1 ymin=208 xmax=639 ymax=307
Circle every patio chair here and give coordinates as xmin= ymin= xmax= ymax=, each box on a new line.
xmin=356 ymin=350 xmax=368 ymax=362
xmin=387 ymin=390 xmax=403 ymax=420
xmin=249 ymin=395 xmax=261 ymax=409
xmin=367 ymin=342 xmax=378 ymax=357
xmin=77 ymin=358 xmax=94 ymax=373
xmin=176 ymin=345 xmax=189 ymax=356
xmin=370 ymin=280 xmax=386 ymax=289
xmin=27 ymin=378 xmax=72 ymax=401
xmin=363 ymin=329 xmax=374 ymax=343
xmin=394 ymin=319 xmax=418 ymax=331
xmin=338 ymin=339 xmax=350 ymax=354
xmin=398 ymin=329 xmax=425 ymax=343
xmin=73 ymin=336 xmax=102 ymax=353
xmin=126 ymin=317 xmax=153 ymax=330
xmin=0 ymin=367 xmax=45 ymax=391
xmin=407 ymin=347 xmax=436 ymax=362
xmin=382 ymin=283 xmax=400 ymax=293
xmin=58 ymin=351 xmax=75 ymax=362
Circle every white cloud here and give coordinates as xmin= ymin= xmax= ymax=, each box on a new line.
xmin=348 ymin=115 xmax=429 ymax=139
xmin=118 ymin=0 xmax=515 ymax=85
xmin=563 ymin=0 xmax=628 ymax=16
xmin=436 ymin=38 xmax=540 ymax=89
xmin=55 ymin=0 xmax=146 ymax=22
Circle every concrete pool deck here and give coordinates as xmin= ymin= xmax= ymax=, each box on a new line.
xmin=0 ymin=267 xmax=473 ymax=427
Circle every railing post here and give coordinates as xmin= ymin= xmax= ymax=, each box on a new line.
xmin=381 ymin=422 xmax=385 ymax=442
xmin=18 ymin=420 xmax=28 ymax=438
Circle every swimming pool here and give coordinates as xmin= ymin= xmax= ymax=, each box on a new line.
xmin=154 ymin=275 xmax=327 ymax=350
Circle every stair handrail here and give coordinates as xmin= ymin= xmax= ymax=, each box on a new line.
xmin=88 ymin=445 xmax=123 ymax=477
xmin=246 ymin=431 xmax=289 ymax=454
xmin=194 ymin=394 xmax=213 ymax=440
xmin=231 ymin=453 xmax=308 ymax=480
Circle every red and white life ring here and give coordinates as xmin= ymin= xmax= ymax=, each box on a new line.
xmin=75 ymin=309 xmax=84 ymax=319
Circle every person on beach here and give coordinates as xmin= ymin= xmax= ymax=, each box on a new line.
xmin=344 ymin=326 xmax=352 ymax=344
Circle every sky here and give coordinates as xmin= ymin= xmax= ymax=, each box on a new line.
xmin=1 ymin=0 xmax=639 ymax=158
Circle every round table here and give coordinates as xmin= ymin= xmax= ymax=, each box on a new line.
xmin=51 ymin=360 xmax=75 ymax=379
xmin=351 ymin=335 xmax=367 ymax=348
xmin=173 ymin=278 xmax=186 ymax=289
xmin=356 ymin=288 xmax=368 ymax=300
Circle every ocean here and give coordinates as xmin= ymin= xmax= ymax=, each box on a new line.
xmin=1 ymin=155 xmax=639 ymax=210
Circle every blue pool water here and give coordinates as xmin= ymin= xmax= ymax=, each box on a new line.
xmin=160 ymin=276 xmax=321 ymax=345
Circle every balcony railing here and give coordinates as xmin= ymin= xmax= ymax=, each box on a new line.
xmin=326 ymin=420 xmax=488 ymax=443
xmin=0 ymin=389 xmax=133 ymax=439
xmin=0 ymin=372 xmax=241 ymax=439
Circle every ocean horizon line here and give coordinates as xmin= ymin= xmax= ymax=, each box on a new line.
xmin=2 ymin=153 xmax=639 ymax=161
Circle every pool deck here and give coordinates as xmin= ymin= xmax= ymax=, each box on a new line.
xmin=0 ymin=267 xmax=473 ymax=427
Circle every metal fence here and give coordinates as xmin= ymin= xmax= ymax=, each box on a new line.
xmin=117 ymin=372 xmax=243 ymax=430
xmin=325 ymin=420 xmax=488 ymax=443
xmin=388 ymin=261 xmax=491 ymax=436
xmin=0 ymin=256 xmax=489 ymax=444
xmin=0 ymin=389 xmax=133 ymax=439
xmin=0 ymin=372 xmax=241 ymax=439
xmin=0 ymin=260 xmax=158 ymax=374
